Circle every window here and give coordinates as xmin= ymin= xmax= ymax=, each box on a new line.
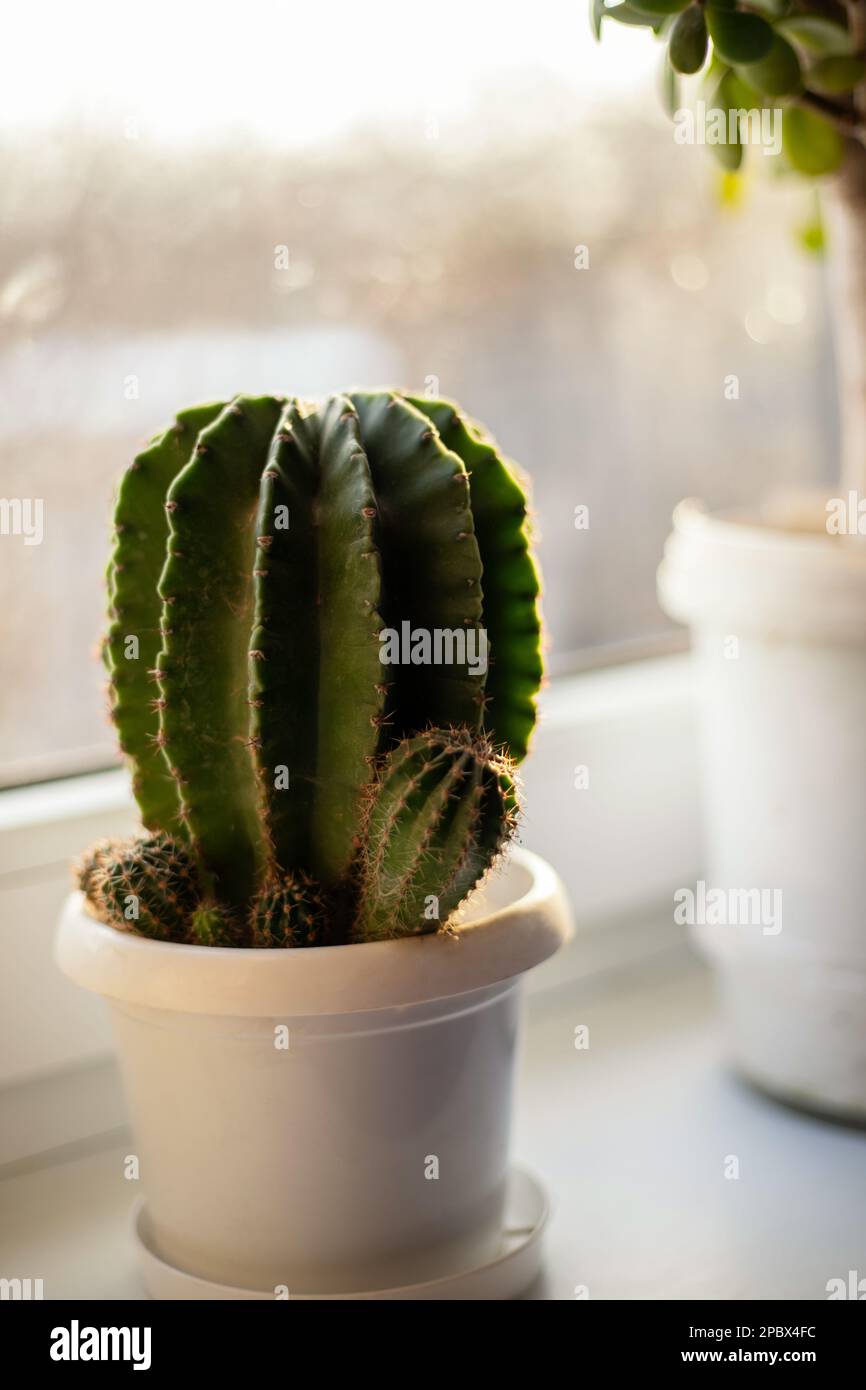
xmin=0 ymin=2 xmax=833 ymax=783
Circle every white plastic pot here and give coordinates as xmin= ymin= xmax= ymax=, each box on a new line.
xmin=658 ymin=494 xmax=866 ymax=1118
xmin=56 ymin=845 xmax=571 ymax=1297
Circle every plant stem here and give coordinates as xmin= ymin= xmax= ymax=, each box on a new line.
xmin=825 ymin=140 xmax=866 ymax=495
xmin=798 ymin=92 xmax=866 ymax=146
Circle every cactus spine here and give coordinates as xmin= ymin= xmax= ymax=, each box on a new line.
xmin=96 ymin=389 xmax=540 ymax=945
xmin=250 ymin=871 xmax=329 ymax=948
xmin=354 ymin=730 xmax=518 ymax=941
xmin=190 ymin=902 xmax=245 ymax=948
xmin=78 ymin=834 xmax=199 ymax=941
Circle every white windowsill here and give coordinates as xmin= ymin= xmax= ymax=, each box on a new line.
xmin=3 ymin=945 xmax=865 ymax=1300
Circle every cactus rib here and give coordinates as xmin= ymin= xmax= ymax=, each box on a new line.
xmin=107 ymin=403 xmax=225 ymax=831
xmin=349 ymin=391 xmax=485 ymax=738
xmin=249 ymin=399 xmax=319 ymax=873
xmin=249 ymin=396 xmax=386 ymax=887
xmin=310 ymin=394 xmax=386 ymax=883
xmin=158 ymin=395 xmax=285 ymax=908
xmin=407 ymin=396 xmax=542 ymax=761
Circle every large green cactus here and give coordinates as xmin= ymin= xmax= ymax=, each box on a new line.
xmin=102 ymin=388 xmax=541 ymax=938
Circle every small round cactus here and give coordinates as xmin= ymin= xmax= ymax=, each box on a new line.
xmin=75 ymin=838 xmax=112 ymax=903
xmin=354 ymin=728 xmax=518 ymax=942
xmin=78 ymin=834 xmax=199 ymax=941
xmin=190 ymin=902 xmax=245 ymax=948
xmin=249 ymin=871 xmax=328 ymax=948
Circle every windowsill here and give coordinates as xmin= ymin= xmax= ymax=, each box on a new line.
xmin=2 ymin=936 xmax=864 ymax=1300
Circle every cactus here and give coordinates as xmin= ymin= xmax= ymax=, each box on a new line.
xmin=105 ymin=402 xmax=226 ymax=834
xmin=405 ymin=396 xmax=542 ymax=764
xmin=249 ymin=871 xmax=329 ymax=948
xmin=103 ymin=389 xmax=539 ymax=921
xmin=190 ymin=902 xmax=245 ymax=948
xmin=354 ymin=730 xmax=518 ymax=942
xmin=76 ymin=838 xmax=112 ymax=903
xmin=78 ymin=834 xmax=199 ymax=941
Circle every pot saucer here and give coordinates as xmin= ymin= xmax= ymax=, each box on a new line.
xmin=132 ymin=1166 xmax=548 ymax=1301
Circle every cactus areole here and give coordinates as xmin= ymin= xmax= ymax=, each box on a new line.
xmin=83 ymin=390 xmax=542 ymax=947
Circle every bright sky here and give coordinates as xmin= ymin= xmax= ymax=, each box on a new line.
xmin=1 ymin=0 xmax=658 ymax=147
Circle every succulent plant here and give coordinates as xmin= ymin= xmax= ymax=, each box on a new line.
xmin=78 ymin=833 xmax=199 ymax=941
xmin=92 ymin=389 xmax=540 ymax=946
xmin=593 ymin=1 xmax=865 ymax=179
xmin=77 ymin=837 xmax=112 ymax=902
xmin=355 ymin=729 xmax=518 ymax=942
xmin=249 ymin=871 xmax=329 ymax=948
xmin=189 ymin=901 xmax=245 ymax=949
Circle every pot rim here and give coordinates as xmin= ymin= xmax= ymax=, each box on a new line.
xmin=657 ymin=492 xmax=866 ymax=641
xmin=55 ymin=845 xmax=572 ymax=1017
xmin=670 ymin=494 xmax=866 ymax=557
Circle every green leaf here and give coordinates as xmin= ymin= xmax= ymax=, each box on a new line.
xmin=745 ymin=0 xmax=791 ymax=16
xmin=783 ymin=105 xmax=844 ymax=176
xmin=593 ymin=0 xmax=669 ymax=36
xmin=669 ymin=6 xmax=709 ymax=75
xmin=797 ymin=221 xmax=825 ymax=254
xmin=629 ymin=0 xmax=690 ymax=14
xmin=706 ymin=7 xmax=774 ymax=65
xmin=807 ymin=56 xmax=866 ymax=96
xmin=739 ymin=34 xmax=802 ymax=97
xmin=718 ymin=170 xmax=746 ymax=206
xmin=711 ymin=74 xmax=745 ymax=169
xmin=776 ymin=17 xmax=854 ymax=57
xmin=796 ymin=207 xmax=825 ymax=255
xmin=661 ymin=51 xmax=679 ymax=117
xmin=712 ymin=129 xmax=744 ymax=171
xmin=604 ymin=2 xmax=666 ymax=25
xmin=724 ymin=69 xmax=763 ymax=108
xmin=703 ymin=51 xmax=730 ymax=100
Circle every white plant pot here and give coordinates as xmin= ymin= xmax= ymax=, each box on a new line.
xmin=56 ymin=845 xmax=571 ymax=1297
xmin=658 ymin=494 xmax=866 ymax=1119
